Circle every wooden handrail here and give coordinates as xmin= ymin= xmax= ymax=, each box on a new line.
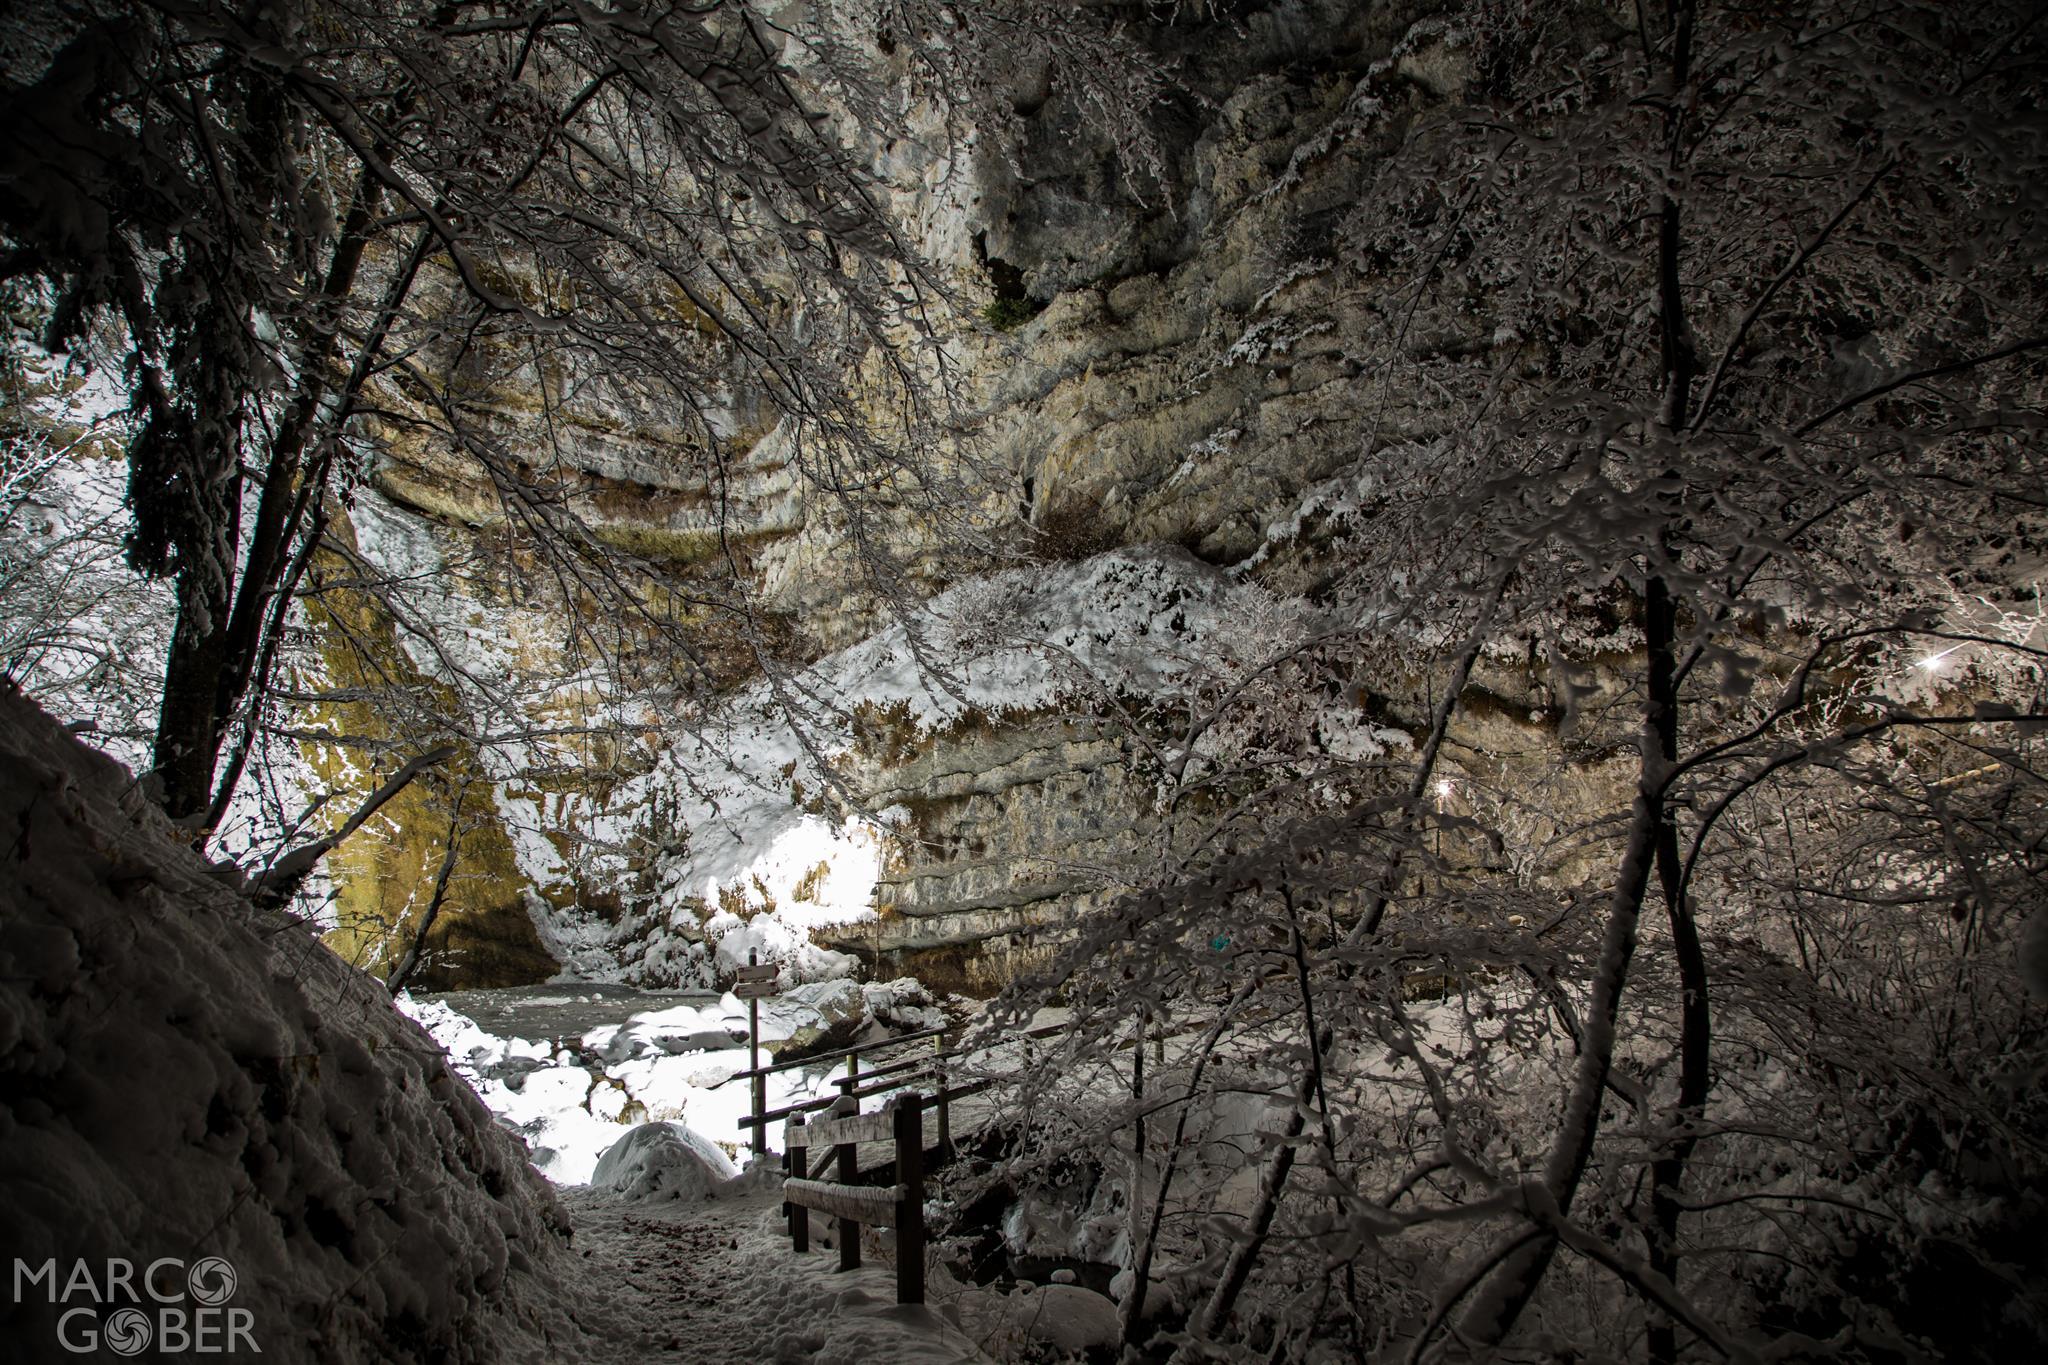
xmin=736 ymin=1092 xmax=846 ymax=1129
xmin=824 ymin=1069 xmax=1003 ymax=1120
xmin=740 ymin=1016 xmax=1074 ymax=1134
xmin=831 ymin=1052 xmax=927 ymax=1089
xmin=788 ymin=1103 xmax=900 ymax=1149
xmin=767 ymin=1021 xmax=1079 ymax=1308
xmin=841 ymin=1072 xmax=932 ymax=1102
xmin=725 ymin=1016 xmax=1072 ymax=1089
xmin=740 ymin=1074 xmax=986 ymax=1127
xmin=933 ymin=1076 xmax=995 ymax=1104
xmin=783 ymin=1178 xmax=905 ymax=1223
xmin=827 ymin=1019 xmax=1070 ymax=1090
xmin=714 ymin=1024 xmax=949 ymax=1086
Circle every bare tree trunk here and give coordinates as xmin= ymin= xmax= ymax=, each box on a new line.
xmin=386 ymin=789 xmax=465 ymax=996
xmin=154 ymin=554 xmax=236 ymax=821
xmin=1181 ymin=1090 xmax=1312 ymax=1356
xmin=1443 ymin=38 xmax=1706 ymax=1323
xmin=200 ymin=225 xmax=435 ymax=839
xmin=1121 ymin=983 xmax=1256 ymax=1354
xmin=150 ymin=170 xmax=386 ymax=825
xmin=1445 ymin=753 xmax=1662 ymax=1349
xmin=1642 ymin=6 xmax=1709 ymax=1347
xmin=1648 ymin=736 xmax=1710 ymax=1364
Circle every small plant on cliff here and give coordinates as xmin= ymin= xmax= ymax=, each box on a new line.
xmin=980 ymin=295 xmax=1044 ymax=331
xmin=1028 ymin=502 xmax=1120 ymax=563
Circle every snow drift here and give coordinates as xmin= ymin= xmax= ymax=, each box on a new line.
xmin=589 ymin=1122 xmax=737 ymax=1204
xmin=0 ymin=690 xmax=581 ymax=1362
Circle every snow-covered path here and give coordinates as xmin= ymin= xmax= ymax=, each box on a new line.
xmin=561 ymin=1183 xmax=1000 ymax=1364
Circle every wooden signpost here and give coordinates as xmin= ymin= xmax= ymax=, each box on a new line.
xmin=735 ymin=955 xmax=778 ymax=1153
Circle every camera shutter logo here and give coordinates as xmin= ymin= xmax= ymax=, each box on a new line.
xmin=187 ymin=1257 xmax=237 ymax=1306
xmin=14 ymin=1255 xmax=261 ymax=1354
xmin=102 ymin=1307 xmax=152 ymax=1356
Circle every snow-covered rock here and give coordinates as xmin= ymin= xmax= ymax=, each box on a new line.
xmin=863 ymin=976 xmax=947 ymax=1032
xmin=1110 ymin=1265 xmax=1187 ymax=1321
xmin=999 ymin=1284 xmax=1121 ymax=1353
xmin=0 ymin=691 xmax=582 ymax=1362
xmin=610 ymin=1001 xmax=746 ymax=1059
xmin=590 ymin=1122 xmax=739 ymax=1203
xmin=751 ymin=978 xmax=870 ymax=1055
xmin=401 ymin=977 xmax=956 ymax=1182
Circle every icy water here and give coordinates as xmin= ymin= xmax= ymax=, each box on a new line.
xmin=418 ymin=983 xmax=720 ymax=1051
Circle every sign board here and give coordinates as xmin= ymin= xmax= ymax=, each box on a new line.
xmin=734 ymin=979 xmax=779 ymax=1000
xmin=734 ymin=963 xmax=779 ymax=983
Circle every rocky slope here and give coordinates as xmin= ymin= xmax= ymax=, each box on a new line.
xmin=284 ymin=1 xmax=2030 ymax=996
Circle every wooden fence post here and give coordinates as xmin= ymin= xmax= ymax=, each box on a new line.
xmin=831 ymin=1095 xmax=860 ymax=1272
xmin=933 ymin=1037 xmax=951 ymax=1163
xmin=894 ymin=1094 xmax=926 ymax=1305
xmin=747 ymin=951 xmax=766 ymax=1156
xmin=751 ymin=1073 xmax=768 ymax=1156
xmin=787 ymin=1114 xmax=809 ymax=1252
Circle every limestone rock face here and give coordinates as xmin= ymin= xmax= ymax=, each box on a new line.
xmin=911 ymin=2 xmax=1465 ymax=568
xmin=301 ymin=5 xmax=1539 ymax=991
xmin=806 ymin=656 xmax=1647 ymax=996
xmin=827 ymin=717 xmax=1155 ymax=993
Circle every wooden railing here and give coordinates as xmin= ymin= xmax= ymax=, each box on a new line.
xmin=747 ymin=1019 xmax=1076 ymax=1304
xmin=730 ymin=1020 xmax=1067 ymax=1152
xmin=783 ymin=1094 xmax=928 ymax=1303
xmin=723 ymin=1024 xmax=945 ymax=1152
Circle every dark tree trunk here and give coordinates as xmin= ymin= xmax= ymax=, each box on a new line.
xmin=153 ymin=560 xmax=235 ymax=822
xmin=145 ymin=172 xmax=384 ymax=827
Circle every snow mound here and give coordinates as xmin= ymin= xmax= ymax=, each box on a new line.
xmin=0 ymin=692 xmax=581 ymax=1363
xmin=996 ymin=1283 xmax=1121 ymax=1353
xmin=590 ymin=1121 xmax=738 ymax=1203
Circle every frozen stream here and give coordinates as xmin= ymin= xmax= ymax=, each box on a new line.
xmin=415 ymin=983 xmax=720 ymax=1052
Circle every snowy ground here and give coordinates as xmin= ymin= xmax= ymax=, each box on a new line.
xmin=400 ymin=984 xmax=1141 ymax=1360
xmin=562 ymin=1183 xmax=1005 ymax=1364
xmin=560 ymin=1150 xmax=1132 ymax=1363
